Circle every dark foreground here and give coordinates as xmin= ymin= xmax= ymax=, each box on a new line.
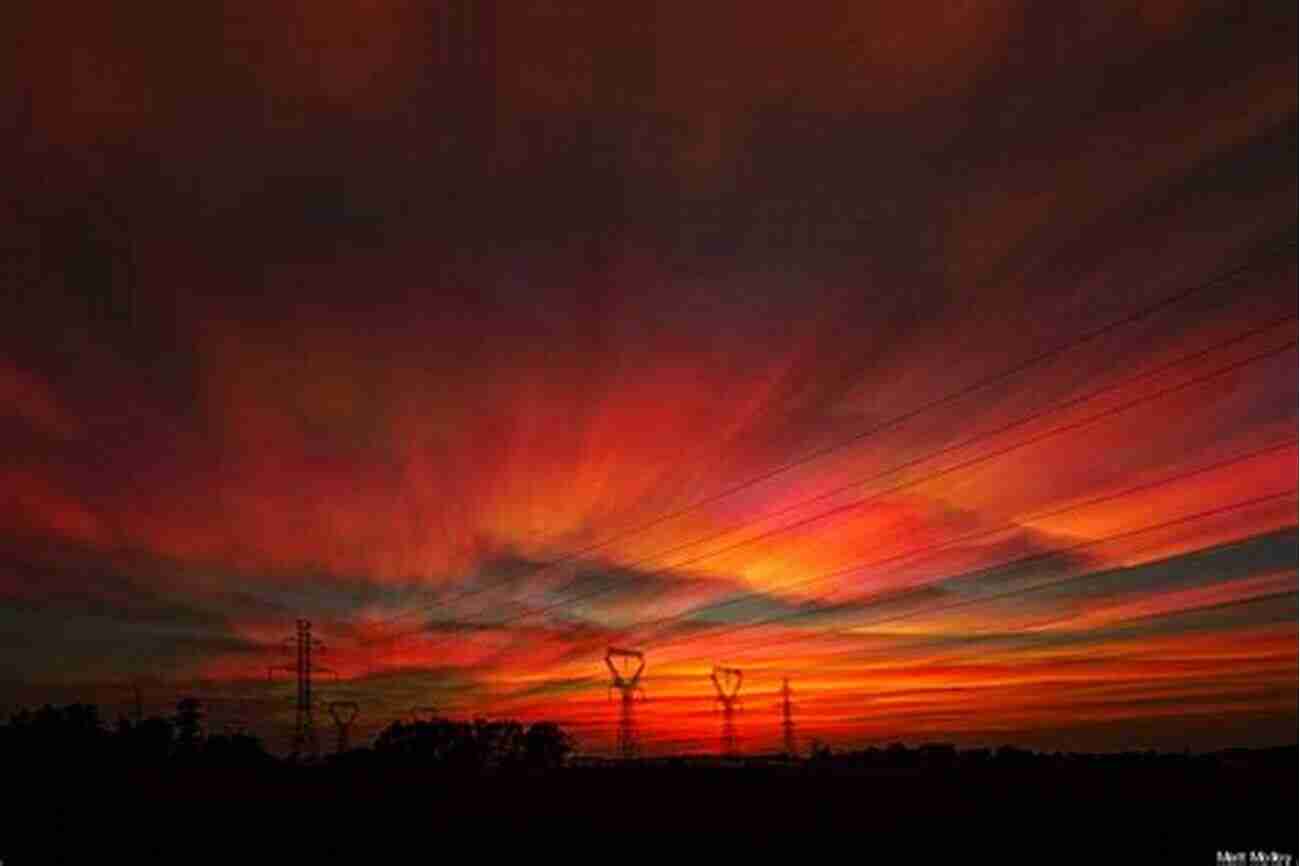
xmin=8 ymin=752 xmax=1296 ymax=861
xmin=3 ymin=708 xmax=1294 ymax=858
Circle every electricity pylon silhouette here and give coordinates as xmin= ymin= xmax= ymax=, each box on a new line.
xmin=327 ymin=701 xmax=360 ymax=754
xmin=779 ymin=677 xmax=797 ymax=758
xmin=711 ymin=666 xmax=742 ymax=757
xmin=605 ymin=647 xmax=645 ymax=760
xmin=268 ymin=619 xmax=336 ymax=760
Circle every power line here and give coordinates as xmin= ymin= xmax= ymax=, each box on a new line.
xmin=526 ymin=597 xmax=1300 ymax=755
xmin=366 ymin=311 xmax=1293 ymax=660
xmin=537 ymin=242 xmax=1292 ymax=559
xmin=353 ymin=244 xmax=1294 ymax=641
xmin=750 ymin=584 xmax=1300 ymax=687
xmin=641 ymin=490 xmax=1297 ymax=671
xmin=486 ymin=312 xmax=1294 ymax=593
xmin=637 ymin=585 xmax=1300 ymax=756
xmin=401 ymin=497 xmax=1298 ymax=758
xmin=489 ymin=488 xmax=1293 ymax=704
xmin=359 ymin=459 xmax=1294 ymax=746
xmin=480 ymin=443 xmax=1294 ymax=723
xmin=360 ymin=329 xmax=1294 ymax=654
xmin=623 ymin=439 xmax=1296 ymax=653
xmin=516 ymin=502 xmax=1297 ymax=756
xmin=360 ymin=319 xmax=1290 ymax=657
xmin=626 ymin=316 xmax=1294 ymax=575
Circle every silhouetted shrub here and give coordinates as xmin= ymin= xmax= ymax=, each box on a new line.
xmin=522 ymin=721 xmax=575 ymax=770
xmin=370 ymin=715 xmax=575 ymax=773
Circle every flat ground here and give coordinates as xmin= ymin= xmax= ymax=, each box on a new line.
xmin=8 ymin=756 xmax=1296 ymax=859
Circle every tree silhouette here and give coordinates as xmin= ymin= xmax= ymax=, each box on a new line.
xmin=3 ymin=704 xmax=109 ymax=772
xmin=202 ymin=731 xmax=273 ymax=767
xmin=172 ymin=697 xmax=204 ymax=759
xmin=115 ymin=715 xmax=175 ymax=766
xmin=523 ymin=721 xmax=574 ymax=770
xmin=371 ymin=715 xmax=575 ymax=773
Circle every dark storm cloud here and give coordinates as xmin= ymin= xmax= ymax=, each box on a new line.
xmin=0 ymin=570 xmax=258 ymax=684
xmin=0 ymin=544 xmax=225 ymax=628
xmin=401 ymin=552 xmax=770 ymax=636
xmin=890 ymin=588 xmax=1298 ymax=660
xmin=839 ymin=529 xmax=1299 ymax=659
xmin=1007 ymin=528 xmax=1298 ymax=612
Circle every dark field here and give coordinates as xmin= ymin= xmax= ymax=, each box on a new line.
xmin=8 ymin=749 xmax=1295 ymax=860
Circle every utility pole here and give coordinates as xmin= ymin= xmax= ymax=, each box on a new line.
xmin=780 ymin=677 xmax=797 ymax=758
xmin=327 ymin=701 xmax=360 ymax=754
xmin=605 ymin=647 xmax=646 ymax=761
xmin=269 ymin=619 xmax=335 ymax=760
xmin=711 ymin=666 xmax=742 ymax=758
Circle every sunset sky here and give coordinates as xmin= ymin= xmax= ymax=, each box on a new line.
xmin=1 ymin=0 xmax=1295 ymax=756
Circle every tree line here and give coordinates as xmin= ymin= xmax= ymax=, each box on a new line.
xmin=1 ymin=700 xmax=575 ymax=774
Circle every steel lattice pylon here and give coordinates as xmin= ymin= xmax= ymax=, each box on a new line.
xmin=327 ymin=701 xmax=360 ymax=754
xmin=711 ymin=666 xmax=743 ymax=758
xmin=780 ymin=677 xmax=797 ymax=758
xmin=269 ymin=619 xmax=336 ymax=760
xmin=605 ymin=647 xmax=646 ymax=760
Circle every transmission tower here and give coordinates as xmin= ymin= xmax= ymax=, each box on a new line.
xmin=268 ymin=619 xmax=336 ymax=760
xmin=605 ymin=647 xmax=646 ymax=760
xmin=711 ymin=666 xmax=742 ymax=757
xmin=779 ymin=677 xmax=797 ymax=758
xmin=327 ymin=701 xmax=360 ymax=754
